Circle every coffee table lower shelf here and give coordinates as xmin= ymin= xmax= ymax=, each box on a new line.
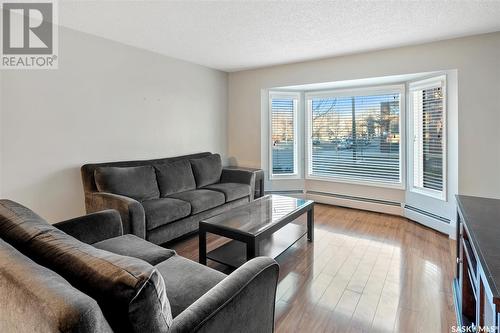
xmin=206 ymin=223 xmax=307 ymax=268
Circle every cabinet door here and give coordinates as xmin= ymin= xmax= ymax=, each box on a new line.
xmin=479 ymin=272 xmax=498 ymax=332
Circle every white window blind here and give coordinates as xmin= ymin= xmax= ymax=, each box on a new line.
xmin=270 ymin=94 xmax=298 ymax=176
xmin=410 ymin=77 xmax=446 ymax=196
xmin=307 ymin=88 xmax=402 ymax=185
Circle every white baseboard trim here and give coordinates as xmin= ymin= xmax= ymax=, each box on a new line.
xmin=298 ymin=191 xmax=454 ymax=238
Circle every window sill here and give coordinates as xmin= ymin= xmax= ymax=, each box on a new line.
xmin=270 ymin=173 xmax=302 ymax=181
xmin=410 ymin=187 xmax=447 ymax=201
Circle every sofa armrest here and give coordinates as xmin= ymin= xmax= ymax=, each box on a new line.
xmin=54 ymin=210 xmax=123 ymax=244
xmin=221 ymin=168 xmax=255 ymax=185
xmin=85 ymin=192 xmax=146 ymax=239
xmin=221 ymin=168 xmax=256 ymax=200
xmin=170 ymin=257 xmax=279 ymax=333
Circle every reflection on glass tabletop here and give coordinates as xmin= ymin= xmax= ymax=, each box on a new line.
xmin=202 ymin=194 xmax=313 ymax=236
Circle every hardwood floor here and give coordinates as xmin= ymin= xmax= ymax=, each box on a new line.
xmin=170 ymin=203 xmax=457 ymax=333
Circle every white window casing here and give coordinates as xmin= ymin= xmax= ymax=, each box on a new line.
xmin=409 ymin=76 xmax=447 ymax=200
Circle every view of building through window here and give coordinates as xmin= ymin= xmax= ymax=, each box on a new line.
xmin=412 ymin=85 xmax=444 ymax=192
xmin=309 ymin=92 xmax=401 ymax=183
xmin=269 ymin=82 xmax=446 ymax=191
xmin=422 ymin=87 xmax=444 ymax=190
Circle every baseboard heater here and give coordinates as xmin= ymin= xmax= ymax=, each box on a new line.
xmin=306 ymin=190 xmax=401 ymax=207
xmin=265 ymin=190 xmax=304 ymax=195
xmin=404 ymin=204 xmax=450 ymax=224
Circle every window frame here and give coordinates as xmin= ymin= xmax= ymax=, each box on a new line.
xmin=408 ymin=75 xmax=447 ymax=201
xmin=268 ymin=91 xmax=301 ymax=180
xmin=304 ymin=84 xmax=406 ymax=189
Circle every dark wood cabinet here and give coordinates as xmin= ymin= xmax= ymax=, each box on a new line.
xmin=454 ymin=195 xmax=500 ymax=332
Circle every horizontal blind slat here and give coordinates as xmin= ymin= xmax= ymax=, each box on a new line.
xmin=413 ymin=85 xmax=444 ymax=192
xmin=271 ymin=98 xmax=296 ymax=174
xmin=309 ymin=93 xmax=401 ymax=183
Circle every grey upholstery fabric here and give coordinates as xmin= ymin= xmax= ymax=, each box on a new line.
xmin=0 ymin=200 xmax=173 ymax=333
xmin=95 ymin=165 xmax=160 ymax=201
xmin=82 ymin=152 xmax=263 ymax=245
xmin=220 ymin=168 xmax=256 ymax=200
xmin=220 ymin=168 xmax=255 ymax=185
xmin=54 ymin=209 xmax=123 ymax=244
xmin=142 ymin=198 xmax=191 ymax=231
xmin=146 ymin=197 xmax=249 ymax=245
xmin=0 ymin=238 xmax=113 ymax=333
xmin=155 ymin=255 xmax=226 ymax=318
xmin=85 ymin=192 xmax=146 ymax=238
xmin=190 ymin=154 xmax=222 ymax=187
xmin=81 ymin=152 xmax=211 ymax=193
xmin=94 ymin=234 xmax=176 ymax=266
xmin=170 ymin=257 xmax=279 ymax=333
xmin=169 ymin=189 xmax=225 ymax=215
xmin=155 ymin=160 xmax=197 ymax=196
xmin=204 ymin=183 xmax=251 ymax=202
xmin=1 ymin=198 xmax=280 ymax=333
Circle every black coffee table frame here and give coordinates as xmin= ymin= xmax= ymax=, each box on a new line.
xmin=199 ymin=198 xmax=314 ymax=268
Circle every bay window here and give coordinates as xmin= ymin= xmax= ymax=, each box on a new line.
xmin=267 ymin=77 xmax=447 ymax=196
xmin=266 ymin=73 xmax=452 ymax=235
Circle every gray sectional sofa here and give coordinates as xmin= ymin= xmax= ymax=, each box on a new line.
xmin=81 ymin=152 xmax=257 ymax=244
xmin=0 ymin=199 xmax=279 ymax=333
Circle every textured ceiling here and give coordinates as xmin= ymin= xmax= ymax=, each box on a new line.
xmin=59 ymin=1 xmax=500 ymax=72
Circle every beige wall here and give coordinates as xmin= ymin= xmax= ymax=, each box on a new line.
xmin=1 ymin=27 xmax=228 ymax=222
xmin=228 ymin=32 xmax=500 ymax=198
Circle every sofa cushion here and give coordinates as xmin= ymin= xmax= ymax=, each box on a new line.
xmin=204 ymin=182 xmax=252 ymax=202
xmin=169 ymin=189 xmax=225 ymax=214
xmin=0 ymin=238 xmax=113 ymax=333
xmin=155 ymin=159 xmax=197 ymax=196
xmin=94 ymin=165 xmax=160 ymax=201
xmin=190 ymin=154 xmax=222 ymax=188
xmin=0 ymin=200 xmax=173 ymax=333
xmin=142 ymin=198 xmax=192 ymax=231
xmin=155 ymin=255 xmax=226 ymax=318
xmin=94 ymin=234 xmax=176 ymax=265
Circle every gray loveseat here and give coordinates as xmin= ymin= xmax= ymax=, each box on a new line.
xmin=0 ymin=199 xmax=279 ymax=333
xmin=81 ymin=152 xmax=257 ymax=244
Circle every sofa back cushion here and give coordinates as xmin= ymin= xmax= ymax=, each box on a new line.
xmin=190 ymin=154 xmax=222 ymax=188
xmin=94 ymin=165 xmax=160 ymax=201
xmin=155 ymin=159 xmax=196 ymax=196
xmin=0 ymin=200 xmax=173 ymax=333
xmin=0 ymin=238 xmax=113 ymax=333
xmin=81 ymin=152 xmax=212 ymax=194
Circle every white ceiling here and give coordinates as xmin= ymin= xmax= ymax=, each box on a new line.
xmin=59 ymin=1 xmax=500 ymax=72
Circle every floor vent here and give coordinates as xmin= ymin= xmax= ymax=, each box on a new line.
xmin=306 ymin=190 xmax=401 ymax=207
xmin=404 ymin=204 xmax=450 ymax=224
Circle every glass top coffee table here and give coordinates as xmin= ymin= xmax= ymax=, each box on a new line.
xmin=199 ymin=194 xmax=314 ymax=268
